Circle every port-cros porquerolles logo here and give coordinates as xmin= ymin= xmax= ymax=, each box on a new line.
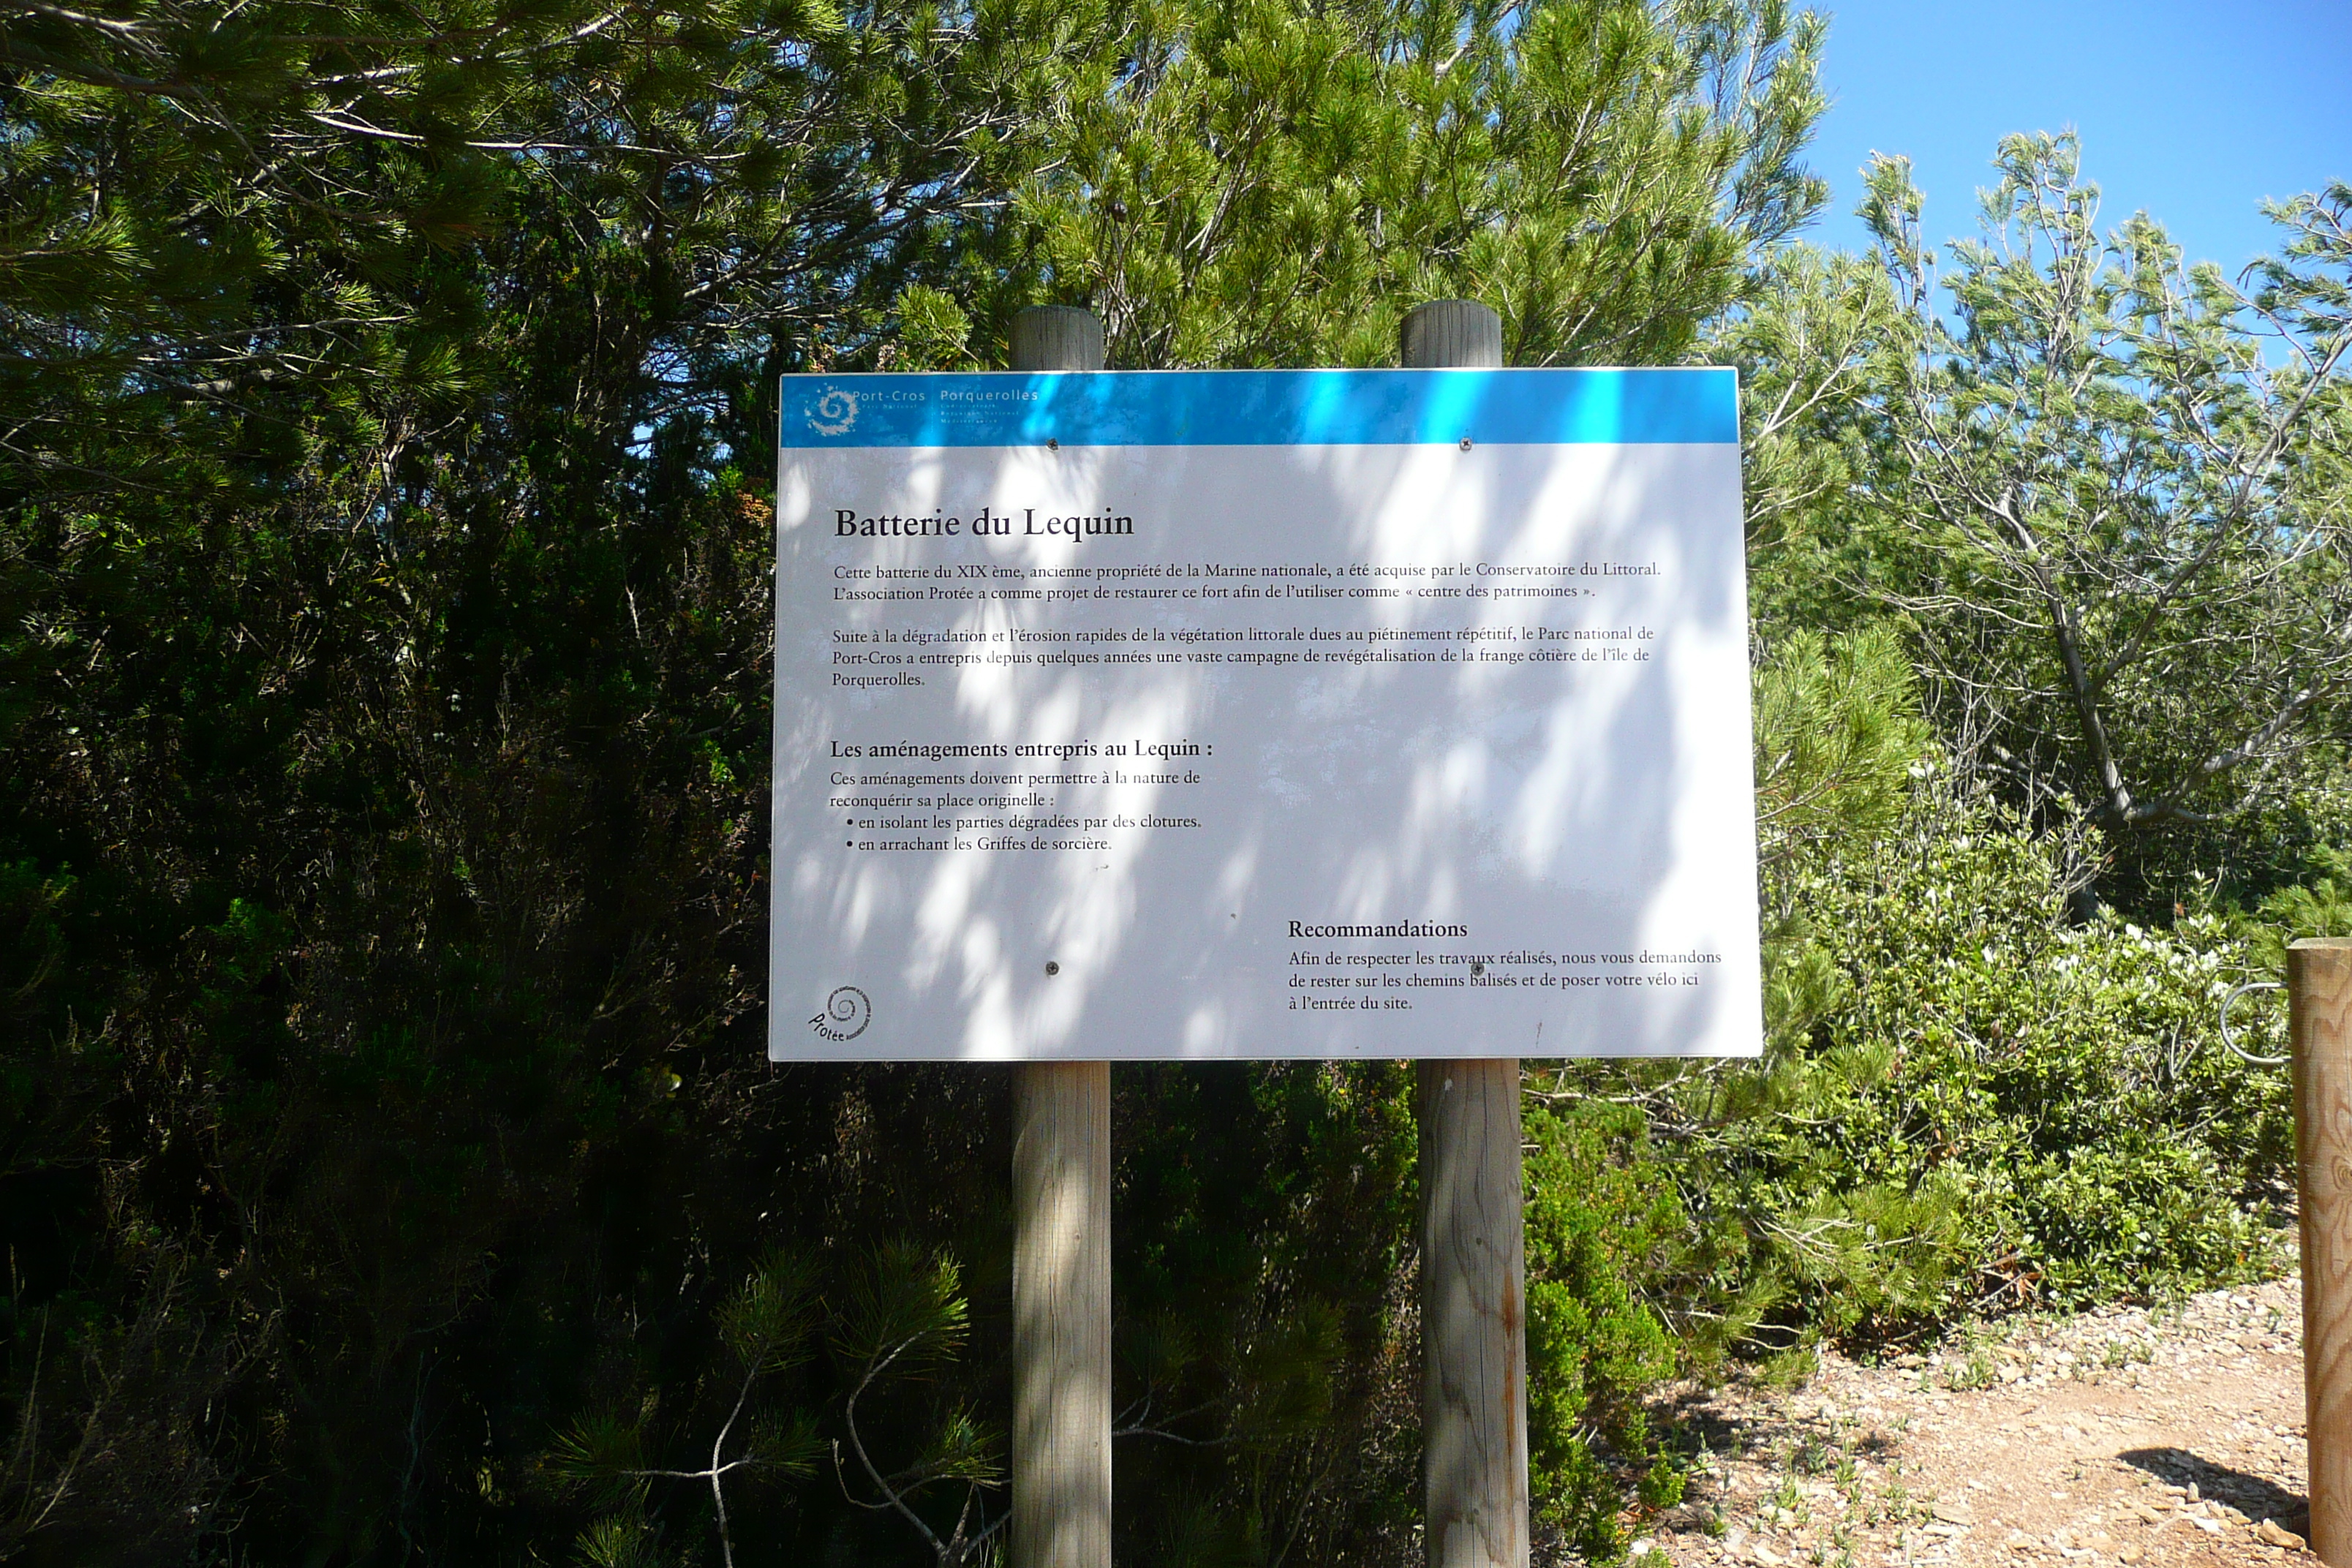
xmin=804 ymin=385 xmax=859 ymax=437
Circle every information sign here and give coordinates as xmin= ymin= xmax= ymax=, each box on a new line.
xmin=770 ymin=369 xmax=1760 ymax=1060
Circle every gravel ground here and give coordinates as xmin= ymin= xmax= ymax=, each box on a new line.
xmin=1634 ymin=1277 xmax=2313 ymax=1568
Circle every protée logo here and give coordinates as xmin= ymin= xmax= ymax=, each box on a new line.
xmin=810 ymin=985 xmax=870 ymax=1040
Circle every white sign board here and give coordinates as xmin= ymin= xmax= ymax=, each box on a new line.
xmin=769 ymin=369 xmax=1760 ymax=1060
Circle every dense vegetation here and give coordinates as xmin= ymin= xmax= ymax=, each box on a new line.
xmin=2 ymin=0 xmax=2348 ymax=1561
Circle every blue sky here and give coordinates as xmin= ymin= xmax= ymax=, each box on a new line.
xmin=1801 ymin=0 xmax=2352 ymax=276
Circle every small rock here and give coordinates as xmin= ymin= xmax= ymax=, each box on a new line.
xmin=1749 ymin=1544 xmax=1784 ymax=1566
xmin=1931 ymin=1500 xmax=1976 ymax=1525
xmin=2258 ymin=1520 xmax=2307 ymax=1550
xmin=2119 ymin=1550 xmax=2144 ymax=1564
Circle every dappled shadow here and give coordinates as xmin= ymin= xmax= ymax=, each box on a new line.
xmin=1651 ymin=1382 xmax=1904 ymax=1468
xmin=769 ymin=369 xmax=1757 ymax=1061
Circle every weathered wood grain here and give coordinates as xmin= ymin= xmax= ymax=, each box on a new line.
xmin=1012 ymin=1060 xmax=1112 ymax=1568
xmin=1009 ymin=305 xmax=1104 ymax=375
xmin=1419 ymin=1058 xmax=1531 ymax=1568
xmin=2296 ymin=938 xmax=2352 ymax=1567
xmin=1401 ymin=298 xmax=1505 ymax=372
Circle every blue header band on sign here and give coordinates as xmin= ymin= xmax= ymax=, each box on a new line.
xmin=779 ymin=368 xmax=1737 ymax=450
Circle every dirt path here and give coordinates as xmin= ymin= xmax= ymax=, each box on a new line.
xmin=1640 ymin=1277 xmax=2314 ymax=1568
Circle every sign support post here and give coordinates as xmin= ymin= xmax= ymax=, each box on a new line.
xmin=1007 ymin=306 xmax=1114 ymax=1568
xmin=2295 ymin=938 xmax=2352 ymax=1567
xmin=1402 ymin=301 xmax=1531 ymax=1568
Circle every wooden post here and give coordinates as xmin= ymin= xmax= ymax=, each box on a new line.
xmin=1013 ymin=1061 xmax=1111 ymax=1568
xmin=1403 ymin=299 xmax=1529 ymax=1568
xmin=1401 ymin=298 xmax=1505 ymax=373
xmin=2296 ymin=938 xmax=2352 ymax=1567
xmin=1011 ymin=305 xmax=1106 ymax=382
xmin=1009 ymin=304 xmax=1112 ymax=1568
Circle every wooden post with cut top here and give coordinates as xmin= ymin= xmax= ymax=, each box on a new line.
xmin=1403 ymin=298 xmax=1531 ymax=1568
xmin=2295 ymin=937 xmax=2352 ymax=1566
xmin=1008 ymin=304 xmax=1114 ymax=1568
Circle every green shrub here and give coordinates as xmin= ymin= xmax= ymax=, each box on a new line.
xmin=1511 ymin=627 xmax=2295 ymax=1550
xmin=1735 ymin=788 xmax=2291 ymax=1324
xmin=1523 ymin=1101 xmax=1686 ymax=1559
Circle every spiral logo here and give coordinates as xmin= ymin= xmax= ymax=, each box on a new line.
xmin=810 ymin=985 xmax=870 ymax=1041
xmin=805 ymin=385 xmax=860 ymax=437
